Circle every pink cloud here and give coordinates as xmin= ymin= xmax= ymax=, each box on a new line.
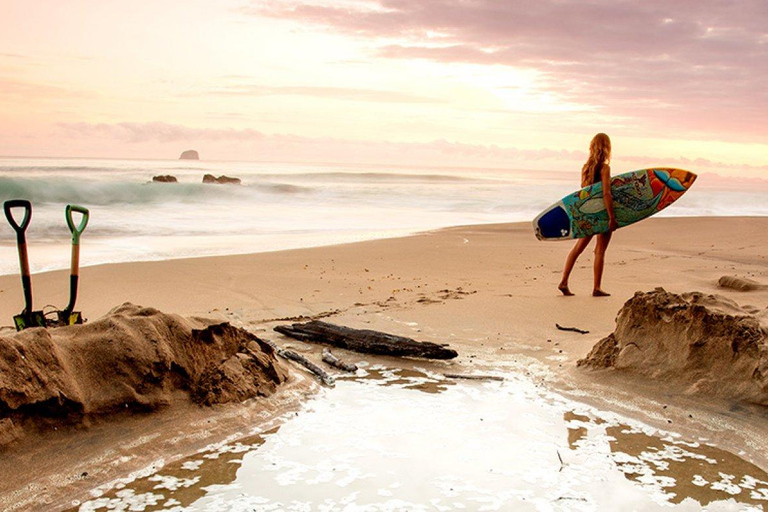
xmin=207 ymin=84 xmax=443 ymax=104
xmin=245 ymin=0 xmax=768 ymax=141
xmin=57 ymin=122 xmax=265 ymax=144
xmin=0 ymin=77 xmax=92 ymax=100
xmin=53 ymin=122 xmax=768 ymax=179
xmin=55 ymin=121 xmax=583 ymax=163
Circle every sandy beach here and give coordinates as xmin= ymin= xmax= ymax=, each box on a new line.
xmin=2 ymin=216 xmax=768 ymax=509
xmin=5 ymin=2 xmax=768 ymax=508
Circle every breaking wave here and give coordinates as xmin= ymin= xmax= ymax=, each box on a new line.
xmin=0 ymin=177 xmax=313 ymax=206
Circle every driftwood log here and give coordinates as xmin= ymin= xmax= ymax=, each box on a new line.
xmin=274 ymin=321 xmax=458 ymax=360
xmin=263 ymin=339 xmax=334 ymax=386
xmin=322 ymin=348 xmax=358 ymax=372
xmin=556 ymin=323 xmax=589 ymax=335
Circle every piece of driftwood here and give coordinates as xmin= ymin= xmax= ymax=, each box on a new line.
xmin=555 ymin=323 xmax=589 ymax=334
xmin=444 ymin=373 xmax=504 ymax=382
xmin=263 ymin=339 xmax=334 ymax=386
xmin=274 ymin=320 xmax=458 ymax=360
xmin=322 ymin=348 xmax=358 ymax=372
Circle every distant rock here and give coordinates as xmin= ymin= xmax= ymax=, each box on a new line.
xmin=203 ymin=174 xmax=241 ymax=185
xmin=179 ymin=150 xmax=200 ymax=160
xmin=216 ymin=175 xmax=241 ymax=185
xmin=152 ymin=175 xmax=178 ymax=183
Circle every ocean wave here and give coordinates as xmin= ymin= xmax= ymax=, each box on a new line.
xmin=261 ymin=183 xmax=311 ymax=194
xmin=251 ymin=172 xmax=490 ymax=183
xmin=0 ymin=177 xmax=313 ymax=206
xmin=0 ymin=165 xmax=491 ymax=183
xmin=0 ymin=165 xmax=149 ymax=174
xmin=10 ymin=224 xmax=254 ymax=240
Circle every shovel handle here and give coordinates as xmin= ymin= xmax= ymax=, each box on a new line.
xmin=64 ymin=205 xmax=88 ymax=314
xmin=66 ymin=205 xmax=89 ymax=245
xmin=4 ymin=200 xmax=33 ymax=312
xmin=4 ymin=200 xmax=32 ymax=243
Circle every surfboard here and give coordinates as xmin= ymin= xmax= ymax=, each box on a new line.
xmin=533 ymin=168 xmax=696 ymax=241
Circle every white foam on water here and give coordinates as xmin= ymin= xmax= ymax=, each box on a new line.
xmin=77 ymin=366 xmax=768 ymax=511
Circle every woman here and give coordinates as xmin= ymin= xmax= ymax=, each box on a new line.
xmin=558 ymin=133 xmax=618 ymax=297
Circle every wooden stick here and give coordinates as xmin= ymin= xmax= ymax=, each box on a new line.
xmin=555 ymin=323 xmax=589 ymax=334
xmin=322 ymin=349 xmax=358 ymax=372
xmin=444 ymin=373 xmax=504 ymax=382
xmin=264 ymin=339 xmax=334 ymax=386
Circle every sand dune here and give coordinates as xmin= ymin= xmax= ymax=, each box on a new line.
xmin=579 ymin=288 xmax=768 ymax=404
xmin=0 ymin=304 xmax=289 ymax=448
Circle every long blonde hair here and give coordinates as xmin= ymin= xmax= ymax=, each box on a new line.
xmin=581 ymin=133 xmax=611 ymax=186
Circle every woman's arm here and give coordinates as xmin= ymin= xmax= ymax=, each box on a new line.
xmin=601 ymin=164 xmax=618 ymax=231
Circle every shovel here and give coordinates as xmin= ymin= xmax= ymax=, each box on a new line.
xmin=57 ymin=204 xmax=89 ymax=326
xmin=4 ymin=200 xmax=46 ymax=331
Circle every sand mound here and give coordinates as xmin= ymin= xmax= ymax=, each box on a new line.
xmin=0 ymin=303 xmax=289 ymax=447
xmin=718 ymin=275 xmax=768 ymax=292
xmin=578 ymin=288 xmax=768 ymax=405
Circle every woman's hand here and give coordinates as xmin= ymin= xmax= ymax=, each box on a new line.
xmin=609 ymin=217 xmax=619 ymax=232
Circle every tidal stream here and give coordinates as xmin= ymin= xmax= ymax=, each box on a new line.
xmin=74 ymin=365 xmax=768 ymax=511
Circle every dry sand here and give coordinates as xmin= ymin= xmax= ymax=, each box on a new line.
xmin=2 ymin=216 xmax=768 ymax=507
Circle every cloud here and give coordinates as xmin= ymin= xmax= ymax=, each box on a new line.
xmin=55 ymin=121 xmax=581 ymax=162
xmin=245 ymin=0 xmax=768 ymax=140
xmin=57 ymin=122 xmax=265 ymax=144
xmin=0 ymin=78 xmax=92 ymax=100
xmin=207 ymin=84 xmax=443 ymax=104
xmin=51 ymin=121 xmax=768 ymax=178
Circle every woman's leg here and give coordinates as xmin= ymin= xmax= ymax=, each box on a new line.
xmin=593 ymin=232 xmax=613 ymax=296
xmin=559 ymin=236 xmax=593 ymax=295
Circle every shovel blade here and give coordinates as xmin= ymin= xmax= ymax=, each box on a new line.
xmin=57 ymin=310 xmax=84 ymax=326
xmin=13 ymin=311 xmax=46 ymax=331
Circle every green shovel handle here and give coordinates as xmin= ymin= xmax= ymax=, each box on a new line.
xmin=66 ymin=205 xmax=89 ymax=245
xmin=4 ymin=199 xmax=32 ymax=243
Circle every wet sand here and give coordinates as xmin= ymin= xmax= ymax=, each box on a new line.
xmin=2 ymin=216 xmax=768 ymax=508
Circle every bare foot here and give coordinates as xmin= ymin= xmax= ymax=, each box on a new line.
xmin=558 ymin=284 xmax=574 ymax=296
xmin=592 ymin=289 xmax=611 ymax=297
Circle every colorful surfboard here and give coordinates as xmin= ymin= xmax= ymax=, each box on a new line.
xmin=533 ymin=168 xmax=696 ymax=240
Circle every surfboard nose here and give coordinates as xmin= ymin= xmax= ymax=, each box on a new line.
xmin=654 ymin=168 xmax=697 ymax=192
xmin=670 ymin=168 xmax=697 ymax=189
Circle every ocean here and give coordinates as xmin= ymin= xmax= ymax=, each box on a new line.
xmin=1 ymin=157 xmax=766 ymax=276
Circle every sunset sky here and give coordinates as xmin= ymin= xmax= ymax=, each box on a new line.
xmin=1 ymin=0 xmax=766 ymax=175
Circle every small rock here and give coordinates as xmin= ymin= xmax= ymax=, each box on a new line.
xmin=152 ymin=175 xmax=177 ymax=183
xmin=203 ymin=174 xmax=241 ymax=185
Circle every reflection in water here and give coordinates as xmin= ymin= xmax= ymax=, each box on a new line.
xmin=608 ymin=426 xmax=768 ymax=507
xmin=75 ymin=428 xmax=278 ymax=512
xmin=564 ymin=411 xmax=589 ymax=449
xmin=339 ymin=365 xmax=455 ymax=394
xmin=77 ymin=365 xmax=767 ymax=511
xmin=564 ymin=412 xmax=768 ymax=508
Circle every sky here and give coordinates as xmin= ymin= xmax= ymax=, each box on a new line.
xmin=1 ymin=0 xmax=767 ymax=175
